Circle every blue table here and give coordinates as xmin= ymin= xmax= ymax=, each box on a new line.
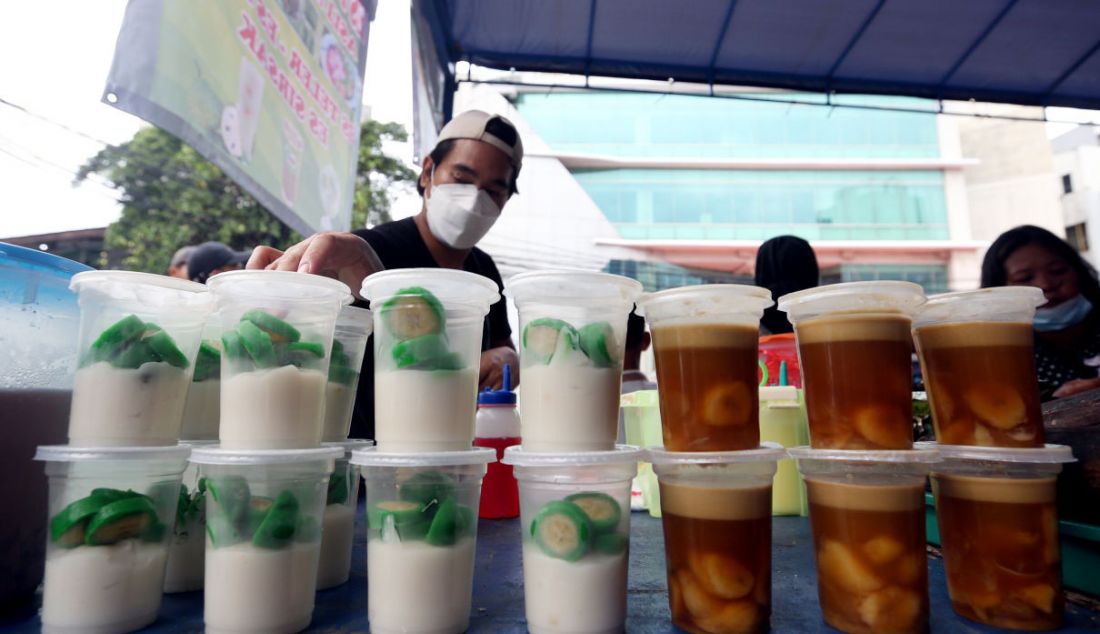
xmin=7 ymin=511 xmax=1100 ymax=632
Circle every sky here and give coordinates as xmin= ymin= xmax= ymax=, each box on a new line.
xmin=1 ymin=1 xmax=1099 ymax=239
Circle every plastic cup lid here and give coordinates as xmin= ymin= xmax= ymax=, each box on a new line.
xmin=207 ymin=270 xmax=352 ymax=302
xmin=787 ymin=445 xmax=940 ymax=464
xmin=360 ymin=268 xmax=500 ymax=309
xmin=639 ymin=284 xmax=773 ymax=322
xmin=35 ymin=445 xmax=192 ymax=462
xmin=322 ymin=439 xmax=376 ymax=452
xmin=502 ymin=444 xmax=642 ymax=467
xmin=505 ymin=270 xmax=643 ymax=306
xmin=188 ymin=446 xmax=344 ymax=465
xmin=70 ymin=271 xmax=212 ymax=311
xmin=777 ymin=281 xmax=925 ymax=319
xmin=646 ymin=443 xmax=786 ymax=465
xmin=71 ymin=270 xmax=208 ymax=295
xmin=350 ymin=446 xmax=496 ymax=467
xmin=913 ymin=286 xmax=1045 ymax=326
xmin=916 ymin=442 xmax=1075 ymax=464
xmin=178 ymin=440 xmax=219 ymax=448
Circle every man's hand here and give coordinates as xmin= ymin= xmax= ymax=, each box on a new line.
xmin=479 ymin=346 xmax=520 ymax=391
xmin=246 ymin=232 xmax=384 ymax=299
xmin=1052 ymin=377 xmax=1100 ymax=399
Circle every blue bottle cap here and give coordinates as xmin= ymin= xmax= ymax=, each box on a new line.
xmin=478 ymin=363 xmax=517 ymax=405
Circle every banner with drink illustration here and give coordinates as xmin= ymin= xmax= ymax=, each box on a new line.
xmin=104 ymin=0 xmax=373 ymax=234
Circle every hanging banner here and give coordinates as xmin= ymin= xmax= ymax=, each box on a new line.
xmin=104 ymin=0 xmax=374 ymax=234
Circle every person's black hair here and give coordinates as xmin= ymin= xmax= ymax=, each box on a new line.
xmin=754 ymin=235 xmax=819 ymax=335
xmin=625 ymin=306 xmax=647 ymax=349
xmin=415 ymin=136 xmax=521 ymax=197
xmin=980 ymin=225 xmax=1100 ymax=307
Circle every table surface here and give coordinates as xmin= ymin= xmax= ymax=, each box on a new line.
xmin=6 ymin=509 xmax=1100 ymax=633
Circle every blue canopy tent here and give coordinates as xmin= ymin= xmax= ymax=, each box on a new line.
xmin=412 ymin=0 xmax=1100 ymax=123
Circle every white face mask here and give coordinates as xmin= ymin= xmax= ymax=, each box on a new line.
xmin=424 ymin=168 xmax=502 ymax=250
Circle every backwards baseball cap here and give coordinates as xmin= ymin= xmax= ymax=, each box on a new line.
xmin=436 ymin=110 xmax=523 ymax=170
xmin=188 ymin=241 xmax=250 ymax=284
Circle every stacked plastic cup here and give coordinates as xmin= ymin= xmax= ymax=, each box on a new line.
xmin=352 ymin=447 xmax=495 ymax=634
xmin=67 ymin=271 xmax=213 ymax=446
xmin=503 ymin=446 xmax=642 ymax=634
xmin=505 ymin=270 xmax=644 ymax=451
xmin=164 ymin=440 xmax=217 ymax=593
xmin=35 ymin=444 xmax=191 ymax=633
xmin=180 ymin=321 xmax=223 ymax=441
xmin=316 ymin=439 xmax=373 ymax=590
xmin=190 ymin=445 xmax=342 ymax=634
xmin=322 ymin=306 xmax=372 ymax=442
xmin=207 ymin=270 xmax=350 ymax=449
xmin=361 ymin=268 xmax=500 ymax=452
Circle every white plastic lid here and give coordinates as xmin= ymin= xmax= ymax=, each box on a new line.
xmin=188 ymin=446 xmax=343 ymax=465
xmin=207 ymin=270 xmax=352 ymax=302
xmin=350 ymin=446 xmax=496 ymax=467
xmin=913 ymin=286 xmax=1045 ymax=327
xmin=777 ymin=281 xmax=925 ymax=322
xmin=502 ymin=444 xmax=643 ymax=467
xmin=639 ymin=284 xmax=773 ymax=324
xmin=70 ymin=271 xmax=212 ymax=310
xmin=916 ymin=442 xmax=1075 ymax=464
xmin=360 ymin=268 xmax=500 ymax=312
xmin=787 ymin=445 xmax=940 ymax=464
xmin=759 ymin=386 xmax=798 ymax=403
xmin=35 ymin=445 xmax=192 ymax=462
xmin=336 ymin=305 xmax=373 ymax=332
xmin=505 ymin=270 xmax=643 ymax=307
xmin=322 ymin=439 xmax=376 ymax=454
xmin=646 ymin=443 xmax=786 ymax=465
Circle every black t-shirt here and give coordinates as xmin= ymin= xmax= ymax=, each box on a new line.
xmin=348 ymin=217 xmax=511 ymax=439
xmin=1033 ymin=310 xmax=1100 ymax=398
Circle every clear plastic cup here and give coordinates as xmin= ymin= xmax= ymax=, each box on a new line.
xmin=351 ymin=447 xmax=495 ymax=634
xmin=502 ymin=445 xmax=642 ymax=634
xmin=180 ymin=321 xmax=223 ymax=441
xmin=505 ymin=271 xmax=644 ymax=452
xmin=778 ymin=282 xmax=926 ymax=450
xmin=789 ymin=446 xmax=939 ymax=634
xmin=316 ymin=439 xmax=373 ymax=590
xmin=361 ymin=269 xmax=500 ymax=452
xmin=648 ymin=444 xmax=785 ymax=634
xmin=164 ymin=440 xmax=217 ymax=593
xmin=68 ymin=271 xmax=213 ymax=446
xmin=640 ymin=285 xmax=773 ymax=451
xmin=207 ymin=271 xmax=351 ymax=449
xmin=322 ymin=306 xmax=372 ymax=442
xmin=34 ymin=444 xmax=191 ymax=634
xmin=924 ymin=442 xmax=1075 ymax=630
xmin=912 ymin=287 xmax=1046 ymax=448
xmin=190 ymin=446 xmax=342 ymax=634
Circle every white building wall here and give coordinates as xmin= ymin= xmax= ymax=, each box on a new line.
xmin=936 ymin=116 xmax=980 ymax=290
xmin=1054 ymin=144 xmax=1100 ymax=267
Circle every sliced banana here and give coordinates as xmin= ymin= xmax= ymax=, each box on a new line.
xmin=861 ymin=535 xmax=904 ymax=566
xmin=694 ymin=599 xmax=762 ymax=634
xmin=679 ymin=569 xmax=723 ymax=621
xmin=895 ymin=554 xmax=925 ymax=586
xmin=667 ymin=570 xmax=686 ymax=620
xmin=857 ymin=586 xmax=922 ymax=631
xmin=966 ymin=384 xmax=1026 ymax=430
xmin=689 ymin=551 xmax=754 ymax=600
xmin=700 ymin=382 xmax=752 ymax=427
xmin=1013 ymin=584 xmax=1056 ymax=614
xmin=817 ymin=539 xmax=884 ymax=594
xmin=852 ymin=404 xmax=904 ymax=448
xmin=972 ymin=424 xmax=995 ymax=446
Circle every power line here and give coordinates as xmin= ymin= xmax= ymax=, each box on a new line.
xmin=0 ymin=96 xmax=114 ymax=147
xmin=0 ymin=145 xmax=121 ymax=203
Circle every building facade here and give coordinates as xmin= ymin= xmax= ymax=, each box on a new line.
xmin=1052 ymin=126 xmax=1100 ymax=268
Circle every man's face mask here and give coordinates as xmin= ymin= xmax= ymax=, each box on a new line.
xmin=424 ymin=166 xmax=502 ymax=250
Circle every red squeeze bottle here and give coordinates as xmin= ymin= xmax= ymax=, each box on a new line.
xmin=474 ymin=364 xmax=520 ymax=519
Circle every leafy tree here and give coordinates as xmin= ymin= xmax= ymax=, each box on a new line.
xmin=75 ymin=120 xmax=416 ymax=272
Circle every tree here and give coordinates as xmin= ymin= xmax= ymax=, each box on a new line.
xmin=75 ymin=120 xmax=416 ymax=272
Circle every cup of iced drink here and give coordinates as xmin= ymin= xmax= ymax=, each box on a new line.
xmin=164 ymin=440 xmax=216 ymax=593
xmin=927 ymin=442 xmax=1074 ymax=630
xmin=648 ymin=444 xmax=784 ymax=634
xmin=68 ymin=271 xmax=213 ymax=446
xmin=640 ymin=284 xmax=773 ymax=451
xmin=322 ymin=306 xmax=371 ymax=442
xmin=316 ymin=439 xmax=373 ymax=590
xmin=35 ymin=444 xmax=190 ymax=633
xmin=502 ymin=445 xmax=641 ymax=634
xmin=179 ymin=323 xmax=223 ymax=440
xmin=505 ymin=271 xmax=644 ymax=451
xmin=352 ymin=446 xmax=494 ymax=634
xmin=362 ymin=269 xmax=500 ymax=451
xmin=913 ymin=287 xmax=1046 ymax=447
xmin=778 ymin=282 xmax=925 ymax=449
xmin=789 ymin=446 xmax=938 ymax=634
xmin=207 ymin=271 xmax=350 ymax=449
xmin=191 ymin=445 xmax=341 ymax=634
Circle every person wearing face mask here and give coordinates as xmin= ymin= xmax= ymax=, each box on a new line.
xmin=248 ymin=110 xmax=523 ymax=439
xmin=981 ymin=225 xmax=1100 ymax=400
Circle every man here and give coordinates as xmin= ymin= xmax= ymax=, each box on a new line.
xmin=167 ymin=245 xmax=196 ymax=279
xmin=187 ymin=241 xmax=250 ymax=284
xmin=248 ymin=110 xmax=523 ymax=440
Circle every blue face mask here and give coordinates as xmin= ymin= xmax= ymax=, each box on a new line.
xmin=1033 ymin=294 xmax=1094 ymax=332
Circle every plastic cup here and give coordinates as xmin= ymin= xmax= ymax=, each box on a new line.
xmin=180 ymin=321 xmax=223 ymax=441
xmin=759 ymin=386 xmax=810 ymax=516
xmin=648 ymin=444 xmax=785 ymax=634
xmin=925 ymin=442 xmax=1074 ymax=630
xmin=34 ymin=444 xmax=190 ymax=634
xmin=912 ymin=287 xmax=1046 ymax=448
xmin=361 ymin=269 xmax=500 ymax=452
xmin=316 ymin=439 xmax=373 ymax=590
xmin=640 ymin=284 xmax=773 ymax=451
xmin=207 ymin=271 xmax=350 ymax=449
xmin=322 ymin=306 xmax=372 ymax=442
xmin=190 ymin=446 xmax=342 ymax=634
xmin=164 ymin=440 xmax=217 ymax=593
xmin=351 ymin=447 xmax=495 ymax=634
xmin=505 ymin=271 xmax=644 ymax=452
xmin=621 ymin=390 xmax=663 ymax=517
xmin=67 ymin=271 xmax=213 ymax=446
xmin=502 ymin=445 xmax=642 ymax=634
xmin=789 ymin=446 xmax=939 ymax=634
xmin=778 ymin=282 xmax=926 ymax=450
